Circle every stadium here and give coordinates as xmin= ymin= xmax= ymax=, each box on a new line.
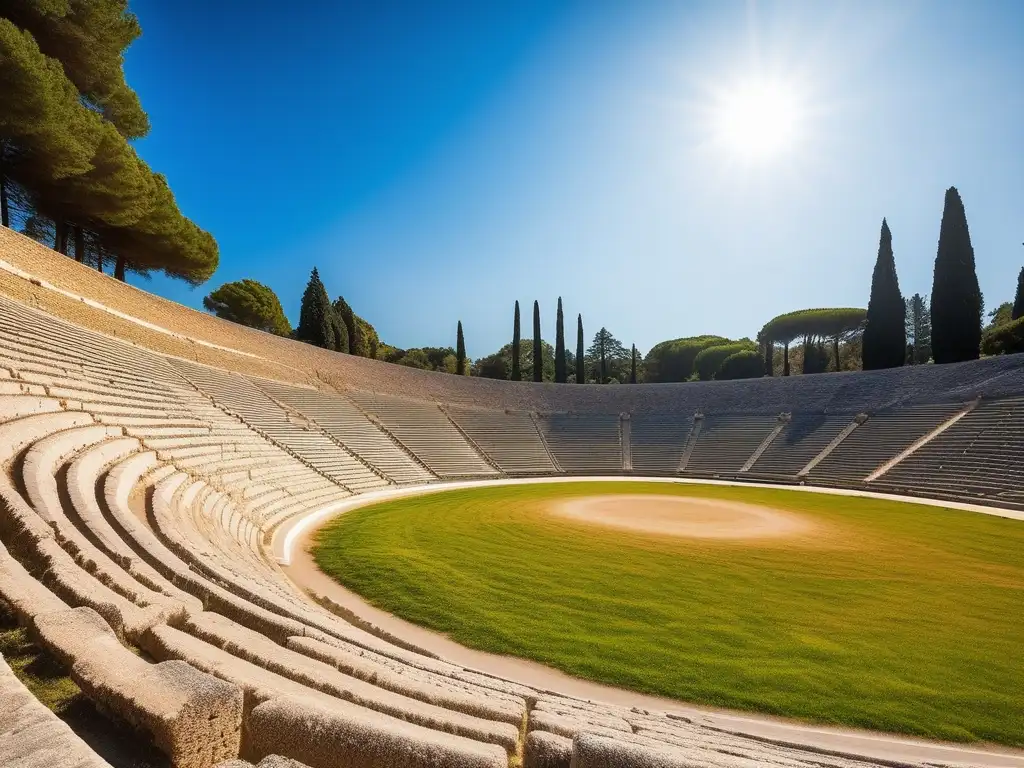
xmin=2 ymin=3 xmax=1024 ymax=768
xmin=1 ymin=225 xmax=1023 ymax=768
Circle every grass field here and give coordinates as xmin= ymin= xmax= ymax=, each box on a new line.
xmin=312 ymin=482 xmax=1024 ymax=746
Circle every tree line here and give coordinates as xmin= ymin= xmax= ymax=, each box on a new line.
xmin=204 ymin=268 xmax=473 ymax=374
xmin=753 ymin=186 xmax=1022 ymax=378
xmin=5 ymin=9 xmax=1014 ymax=376
xmin=204 ymin=185 xmax=1022 ymax=383
xmin=1 ymin=2 xmax=217 ymax=283
xmin=830 ymin=186 xmax=1023 ymax=372
xmin=470 ymin=299 xmax=639 ymax=384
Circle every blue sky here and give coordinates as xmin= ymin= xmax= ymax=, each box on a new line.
xmin=125 ymin=0 xmax=1024 ymax=358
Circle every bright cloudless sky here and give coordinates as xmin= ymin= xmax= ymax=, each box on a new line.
xmin=125 ymin=0 xmax=1024 ymax=359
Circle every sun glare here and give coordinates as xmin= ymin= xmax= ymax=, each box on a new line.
xmin=712 ymin=78 xmax=803 ymax=161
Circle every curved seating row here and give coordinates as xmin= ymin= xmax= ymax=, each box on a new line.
xmin=255 ymin=379 xmax=435 ymax=484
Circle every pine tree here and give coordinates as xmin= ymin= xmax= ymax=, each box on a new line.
xmin=905 ymin=294 xmax=932 ymax=365
xmin=587 ymin=328 xmax=630 ymax=383
xmin=554 ymin=297 xmax=566 ymax=383
xmin=630 ymin=344 xmax=637 ymax=383
xmin=4 ymin=0 xmax=150 ymax=138
xmin=863 ymin=218 xmax=906 ymax=369
xmin=1013 ymin=266 xmax=1024 ymax=321
xmin=576 ymin=315 xmax=585 ymax=383
xmin=456 ymin=321 xmax=466 ymax=375
xmin=511 ymin=301 xmax=521 ymax=381
xmin=532 ymin=301 xmax=543 ymax=382
xmin=931 ymin=187 xmax=982 ymax=363
xmin=203 ymin=279 xmax=291 ymax=336
xmin=0 ymin=14 xmax=217 ymax=284
xmin=296 ymin=267 xmax=336 ymax=349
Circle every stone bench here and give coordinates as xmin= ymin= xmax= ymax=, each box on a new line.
xmin=524 ymin=731 xmax=572 ymax=768
xmin=246 ymin=694 xmax=506 ymax=768
xmin=0 ymin=536 xmax=68 ymax=622
xmin=288 ymin=634 xmax=525 ymax=726
xmin=141 ymin=622 xmax=511 ymax=768
xmin=0 ymin=394 xmax=66 ymax=421
xmin=0 ymin=653 xmax=112 ymax=768
xmin=181 ymin=610 xmax=519 ymax=751
xmin=33 ymin=607 xmax=242 ymax=768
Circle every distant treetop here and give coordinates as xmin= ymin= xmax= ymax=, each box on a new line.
xmin=203 ymin=279 xmax=291 ymax=336
xmin=760 ymin=308 xmax=867 ymax=344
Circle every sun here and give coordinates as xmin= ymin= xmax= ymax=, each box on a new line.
xmin=712 ymin=78 xmax=803 ymax=161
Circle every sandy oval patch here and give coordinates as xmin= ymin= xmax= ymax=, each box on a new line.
xmin=549 ymin=494 xmax=816 ymax=540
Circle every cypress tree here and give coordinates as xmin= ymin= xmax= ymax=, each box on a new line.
xmin=931 ymin=187 xmax=982 ymax=363
xmin=296 ymin=267 xmax=336 ymax=349
xmin=862 ymin=218 xmax=906 ymax=370
xmin=576 ymin=314 xmax=585 ymax=383
xmin=1013 ymin=266 xmax=1024 ymax=321
xmin=328 ymin=311 xmax=348 ymax=353
xmin=554 ymin=297 xmax=566 ymax=383
xmin=630 ymin=344 xmax=637 ymax=383
xmin=456 ymin=321 xmax=466 ymax=375
xmin=532 ymin=300 xmax=543 ymax=382
xmin=599 ymin=332 xmax=607 ymax=384
xmin=334 ymin=296 xmax=359 ymax=354
xmin=511 ymin=301 xmax=521 ymax=381
xmin=763 ymin=339 xmax=773 ymax=376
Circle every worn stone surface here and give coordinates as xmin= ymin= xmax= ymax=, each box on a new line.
xmin=0 ymin=653 xmax=112 ymax=768
xmin=32 ymin=607 xmax=242 ymax=768
xmin=184 ymin=611 xmax=518 ymax=751
xmin=286 ymin=634 xmax=526 ymax=726
xmin=0 ymin=537 xmax=68 ymax=623
xmin=247 ymin=694 xmax=508 ymax=768
xmin=525 ymin=730 xmax=573 ymax=768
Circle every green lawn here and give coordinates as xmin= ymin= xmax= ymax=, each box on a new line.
xmin=312 ymin=482 xmax=1024 ymax=747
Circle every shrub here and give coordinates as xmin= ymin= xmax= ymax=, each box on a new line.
xmin=717 ymin=350 xmax=764 ymax=380
xmin=694 ymin=342 xmax=757 ymax=381
xmin=981 ymin=316 xmax=1024 ymax=356
xmin=644 ymin=336 xmax=730 ymax=382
